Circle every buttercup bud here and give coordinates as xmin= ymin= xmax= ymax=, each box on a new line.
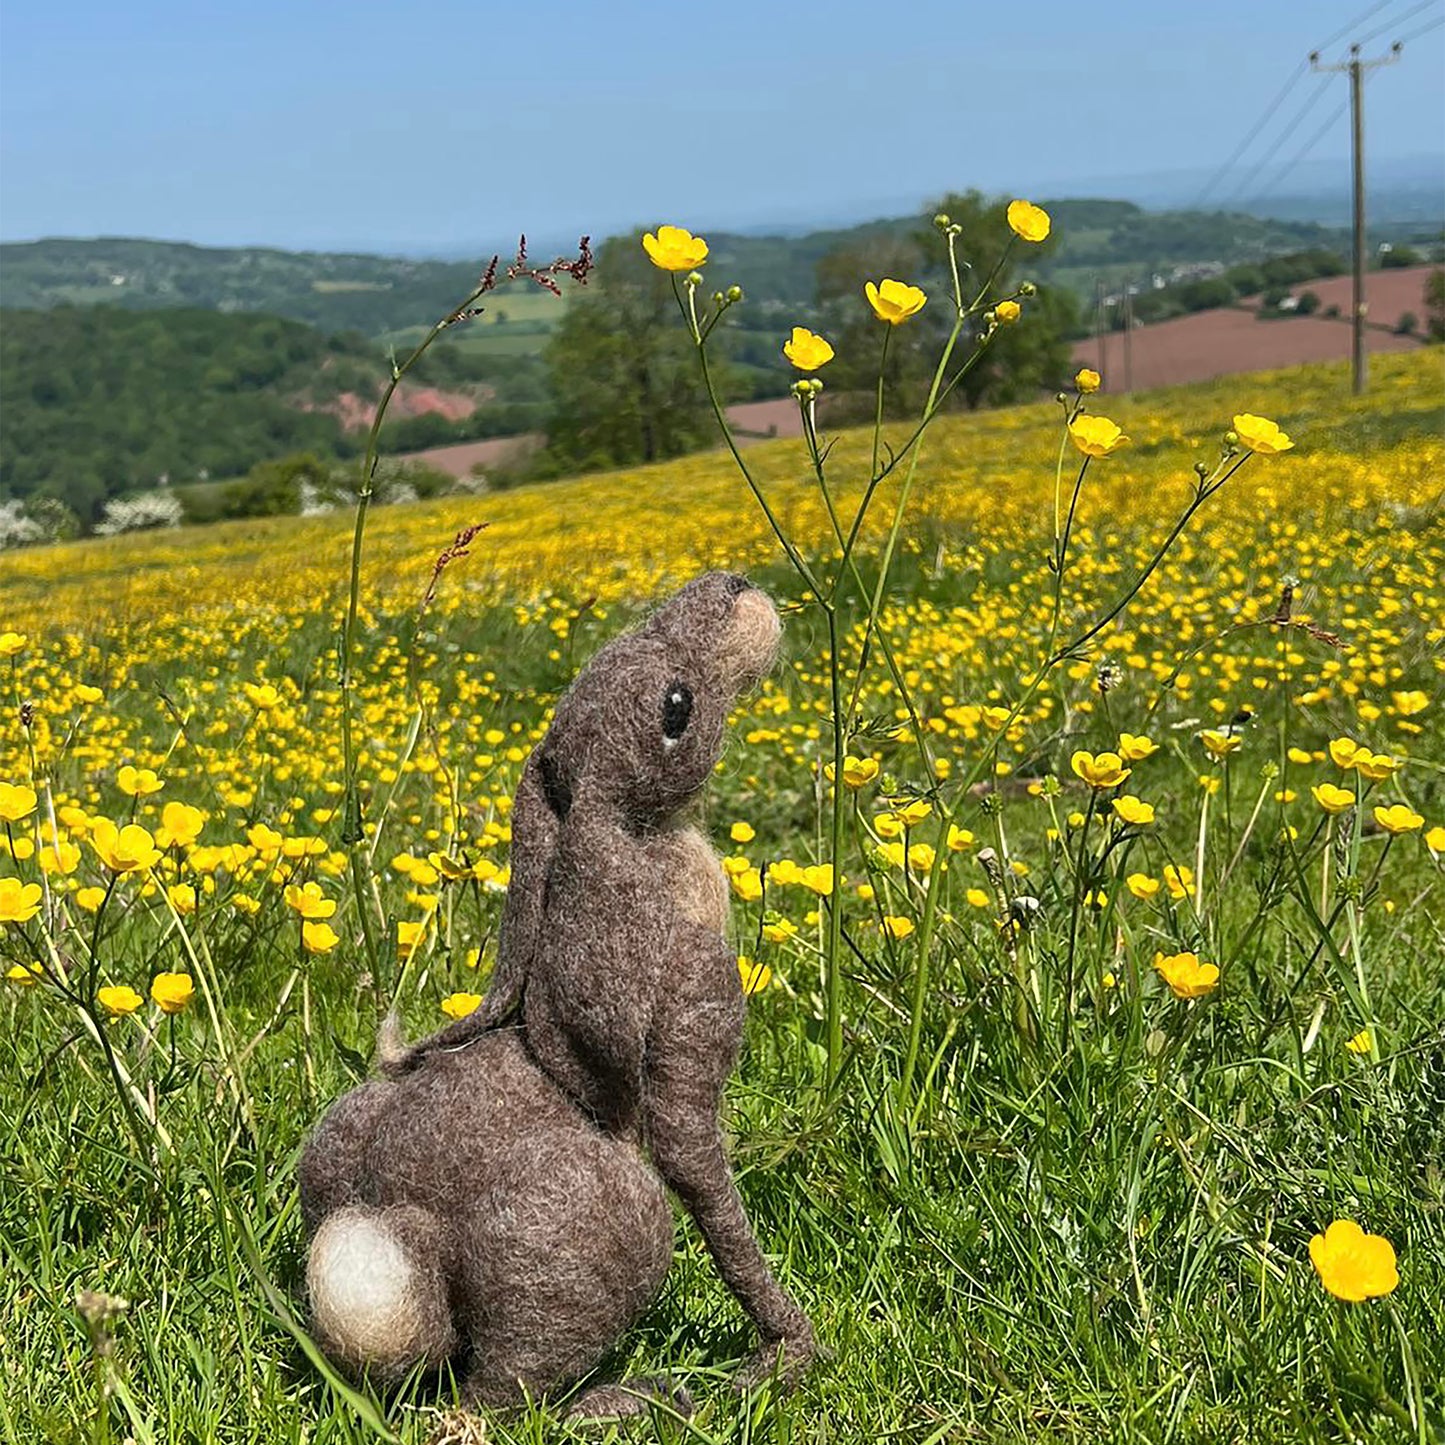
xmin=1019 ymin=281 xmax=1037 ymax=297
xmin=686 ymin=271 xmax=703 ymax=288
xmin=933 ymin=213 xmax=952 ymax=229
xmin=726 ymin=285 xmax=743 ymax=303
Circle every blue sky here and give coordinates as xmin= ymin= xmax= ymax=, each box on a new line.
xmin=1 ymin=0 xmax=1440 ymax=253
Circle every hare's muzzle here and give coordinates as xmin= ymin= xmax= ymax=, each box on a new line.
xmin=719 ymin=586 xmax=781 ymax=688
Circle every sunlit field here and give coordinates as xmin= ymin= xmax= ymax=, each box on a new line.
xmin=2 ymin=347 xmax=1443 ymax=1442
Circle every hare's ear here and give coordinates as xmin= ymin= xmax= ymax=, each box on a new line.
xmin=377 ymin=749 xmax=560 ymax=1076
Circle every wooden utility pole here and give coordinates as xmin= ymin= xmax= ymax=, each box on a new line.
xmin=1310 ymin=41 xmax=1402 ymax=396
xmin=1122 ymin=278 xmax=1134 ymax=394
xmin=1094 ymin=276 xmax=1107 ymax=384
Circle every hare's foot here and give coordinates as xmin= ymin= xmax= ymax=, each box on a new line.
xmin=563 ymin=1375 xmax=694 ymax=1421
xmin=306 ymin=1203 xmax=455 ymax=1380
xmin=733 ymin=1322 xmax=817 ymax=1394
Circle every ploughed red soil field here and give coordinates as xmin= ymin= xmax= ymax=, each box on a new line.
xmin=403 ymin=399 xmax=806 ymax=479
xmin=1074 ymin=265 xmax=1437 ymax=393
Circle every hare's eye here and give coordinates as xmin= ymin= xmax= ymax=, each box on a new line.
xmin=661 ymin=682 xmax=693 ymax=742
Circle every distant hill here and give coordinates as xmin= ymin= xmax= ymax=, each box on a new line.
xmin=0 ymin=307 xmax=544 ymax=525
xmin=0 ymin=204 xmax=1369 ymax=332
xmin=0 ymin=238 xmax=503 ymax=335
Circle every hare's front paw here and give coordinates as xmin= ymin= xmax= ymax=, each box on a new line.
xmin=734 ymin=1321 xmax=816 ymax=1394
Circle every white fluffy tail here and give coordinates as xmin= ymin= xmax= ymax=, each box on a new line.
xmin=307 ymin=1205 xmax=454 ymax=1377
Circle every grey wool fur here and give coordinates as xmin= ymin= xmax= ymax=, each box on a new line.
xmin=297 ymin=572 xmax=815 ymax=1415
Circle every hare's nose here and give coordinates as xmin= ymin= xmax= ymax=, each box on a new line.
xmin=721 ymin=587 xmax=781 ymax=684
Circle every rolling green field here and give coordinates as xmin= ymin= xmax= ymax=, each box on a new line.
xmin=1 ymin=350 xmax=1443 ymax=1442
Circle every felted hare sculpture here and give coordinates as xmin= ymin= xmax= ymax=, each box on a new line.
xmin=298 ymin=572 xmax=815 ymax=1416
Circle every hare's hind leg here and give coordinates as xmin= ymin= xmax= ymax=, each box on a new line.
xmin=298 ymin=1079 xmax=394 ymax=1234
xmin=459 ymin=1133 xmax=675 ymax=1409
xmin=306 ymin=1202 xmax=456 ymax=1381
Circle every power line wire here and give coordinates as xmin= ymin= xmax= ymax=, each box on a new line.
xmin=1311 ymin=0 xmax=1397 ymax=53
xmin=1349 ymin=0 xmax=1440 ymax=50
xmin=1244 ymin=98 xmax=1351 ymax=212
xmin=1392 ymin=10 xmax=1445 ymax=43
xmin=1219 ymin=75 xmax=1336 ymax=207
xmin=1191 ymin=0 xmax=1421 ymax=212
xmin=1193 ymin=66 xmax=1310 ymax=208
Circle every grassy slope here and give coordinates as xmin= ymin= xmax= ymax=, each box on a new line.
xmin=1 ymin=352 xmax=1443 ymax=1443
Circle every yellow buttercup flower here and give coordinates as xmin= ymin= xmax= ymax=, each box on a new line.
xmin=1308 ymin=1220 xmax=1398 ymax=1301
xmin=1075 ymin=367 xmax=1101 ymax=393
xmin=397 ymin=919 xmax=430 ymax=957
xmin=800 ymin=864 xmax=835 ymax=897
xmin=1372 ymin=803 xmax=1423 ymax=835
xmin=1352 ymin=751 xmax=1399 ymax=782
xmin=1126 ymin=873 xmax=1161 ymax=901
xmin=865 ymin=278 xmax=927 ymax=325
xmin=97 ymin=985 xmax=144 ymax=1017
xmin=730 ymin=866 xmax=763 ymax=902
xmin=1328 ymin=737 xmax=1361 ymax=769
xmin=0 ymin=877 xmax=43 ymax=924
xmin=762 ymin=917 xmax=797 ymax=944
xmin=0 ymin=782 xmax=38 ymax=822
xmin=1345 ymin=1028 xmax=1373 ymax=1055
xmin=881 ymin=915 xmax=915 ymax=940
xmin=150 ymin=972 xmax=194 ymax=1015
xmin=1153 ymin=950 xmax=1219 ymax=1000
xmin=440 ymin=992 xmax=482 ymax=1020
xmin=1232 ymin=413 xmax=1294 ymax=456
xmin=1390 ymin=690 xmax=1427 ymax=716
xmin=1006 ymin=199 xmax=1051 ymax=242
xmin=74 ymin=683 xmax=103 ymax=704
xmin=302 ymin=920 xmax=340 ymax=954
xmin=738 ymin=956 xmax=772 ymax=995
xmin=1071 ymin=751 xmax=1131 ymax=789
xmin=1200 ymin=729 xmax=1242 ymax=760
xmin=782 ymin=327 xmax=834 ymax=371
xmin=993 ymin=299 xmax=1021 ymax=324
xmin=0 ymin=632 xmax=26 ymax=657
xmin=1068 ymin=415 xmax=1128 ymax=458
xmin=1117 ymin=733 xmax=1157 ymax=762
xmin=117 ymin=765 xmax=162 ymax=798
xmin=946 ymin=824 xmax=975 ymax=852
xmin=242 ymin=681 xmax=281 ymax=710
xmin=7 ymin=963 xmax=41 ymax=985
xmin=1112 ymin=795 xmax=1155 ymax=826
xmin=825 ymin=755 xmax=879 ymax=789
xmin=729 ymin=821 xmax=756 ymax=844
xmin=285 ymin=881 xmax=337 ymax=920
xmin=1311 ymin=782 xmax=1356 ymax=815
xmin=1163 ymin=864 xmax=1195 ymax=900
xmin=90 ymin=818 xmax=161 ymax=873
xmin=154 ymin=801 xmax=206 ymax=849
xmin=167 ymin=883 xmax=197 ymax=915
xmin=74 ymin=886 xmax=107 ymax=912
xmin=39 ymin=839 xmax=81 ymax=874
xmin=1425 ymin=825 xmax=1445 ymax=853
xmin=642 ymin=225 xmax=708 ymax=272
